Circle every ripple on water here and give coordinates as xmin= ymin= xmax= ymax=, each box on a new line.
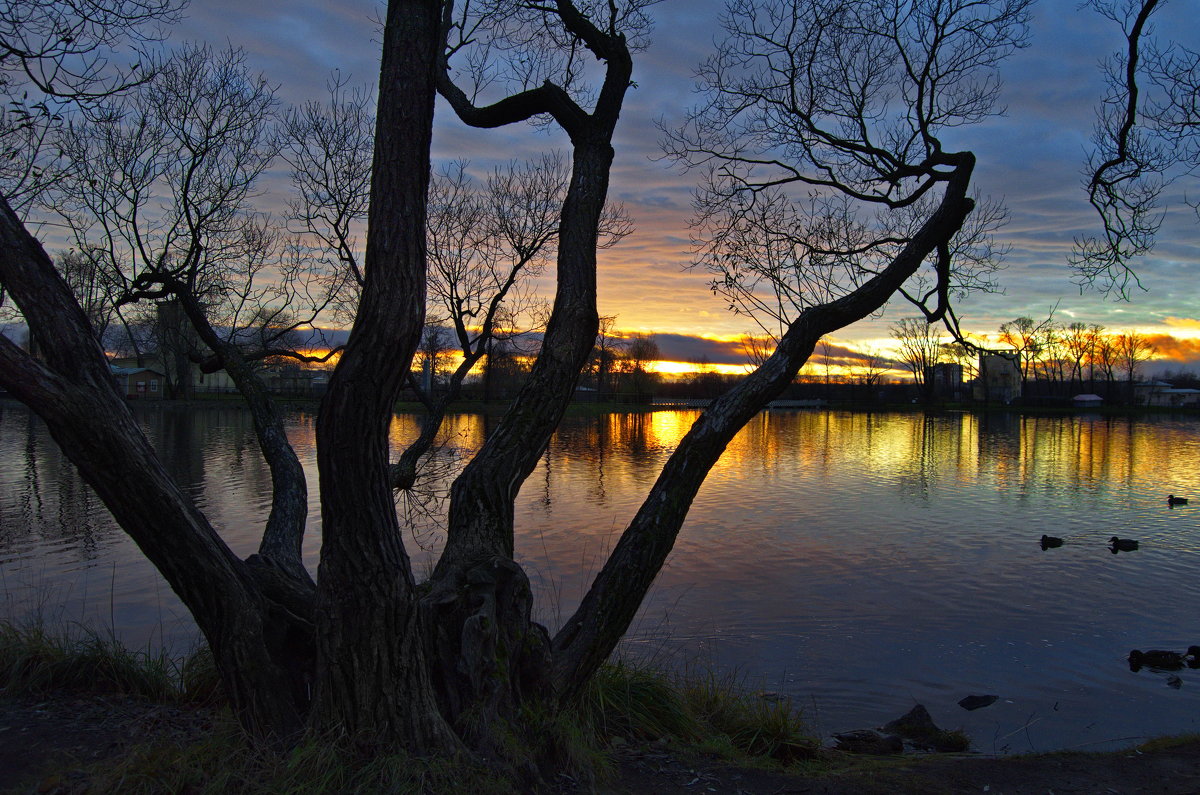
xmin=5 ymin=405 xmax=1200 ymax=749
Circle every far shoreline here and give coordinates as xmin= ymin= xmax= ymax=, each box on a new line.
xmin=6 ymin=394 xmax=1196 ymax=420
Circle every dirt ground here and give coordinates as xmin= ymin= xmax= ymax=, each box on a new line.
xmin=3 ymin=693 xmax=1200 ymax=794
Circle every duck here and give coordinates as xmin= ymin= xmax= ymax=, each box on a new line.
xmin=1109 ymin=536 xmax=1139 ymax=552
xmin=1040 ymin=534 xmax=1063 ymax=550
xmin=1129 ymin=649 xmax=1188 ymax=670
xmin=1168 ymin=495 xmax=1188 ymax=506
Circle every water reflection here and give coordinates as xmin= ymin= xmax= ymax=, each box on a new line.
xmin=3 ymin=401 xmax=1200 ymax=751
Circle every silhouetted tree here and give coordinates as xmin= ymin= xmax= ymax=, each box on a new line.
xmin=0 ymin=0 xmax=1039 ymax=776
xmin=892 ymin=318 xmax=945 ymax=394
xmin=1117 ymin=329 xmax=1156 ymax=402
xmin=1074 ymin=0 xmax=1200 ymax=296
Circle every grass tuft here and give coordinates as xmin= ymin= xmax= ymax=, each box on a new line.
xmin=581 ymin=658 xmax=817 ymax=765
xmin=675 ymin=667 xmax=817 ymax=763
xmin=581 ymin=659 xmax=701 ymax=742
xmin=0 ymin=620 xmax=182 ymax=702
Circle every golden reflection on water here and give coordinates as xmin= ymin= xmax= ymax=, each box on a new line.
xmin=8 ymin=405 xmax=1200 ymax=749
xmin=700 ymin=411 xmax=1200 ymax=500
xmin=7 ymin=405 xmax=1200 ymax=625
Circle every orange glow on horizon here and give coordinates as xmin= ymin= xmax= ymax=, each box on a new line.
xmin=648 ymin=360 xmax=747 ymax=376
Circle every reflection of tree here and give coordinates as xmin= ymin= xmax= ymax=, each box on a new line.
xmin=0 ymin=409 xmax=114 ymax=558
xmin=158 ymin=408 xmax=205 ymax=495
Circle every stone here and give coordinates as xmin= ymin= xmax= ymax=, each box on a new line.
xmin=958 ymin=694 xmax=999 ymax=711
xmin=883 ymin=704 xmax=939 ymax=738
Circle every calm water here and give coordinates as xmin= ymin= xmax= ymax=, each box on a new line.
xmin=3 ymin=399 xmax=1200 ymax=753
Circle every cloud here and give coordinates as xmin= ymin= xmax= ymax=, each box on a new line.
xmin=148 ymin=0 xmax=1200 ymax=351
xmin=639 ymin=332 xmax=748 ymax=365
xmin=1145 ymin=334 xmax=1200 ymax=366
xmin=1164 ymin=317 xmax=1200 ymax=333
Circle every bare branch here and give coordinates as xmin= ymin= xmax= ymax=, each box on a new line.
xmin=1074 ymin=0 xmax=1200 ymax=296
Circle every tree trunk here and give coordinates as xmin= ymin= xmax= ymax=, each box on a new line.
xmin=551 ymin=158 xmax=977 ymax=700
xmin=173 ymin=290 xmax=313 ymax=585
xmin=0 ymin=197 xmax=304 ymax=741
xmin=419 ymin=139 xmax=615 ymax=734
xmin=309 ymin=0 xmax=459 ymax=754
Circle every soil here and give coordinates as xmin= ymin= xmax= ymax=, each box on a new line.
xmin=3 ymin=693 xmax=1200 ymax=794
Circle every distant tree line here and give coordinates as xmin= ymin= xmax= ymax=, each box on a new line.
xmin=410 ymin=317 xmax=665 ymax=403
xmin=889 ymin=313 xmax=1165 ymax=404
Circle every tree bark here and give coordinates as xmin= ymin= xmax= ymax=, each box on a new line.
xmin=309 ymin=0 xmax=458 ymax=754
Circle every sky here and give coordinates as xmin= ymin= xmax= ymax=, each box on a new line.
xmin=164 ymin=0 xmax=1200 ymax=372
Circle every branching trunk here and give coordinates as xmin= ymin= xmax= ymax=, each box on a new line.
xmin=172 ymin=290 xmax=312 ymax=585
xmin=436 ymin=139 xmax=612 ymax=575
xmin=0 ymin=197 xmax=304 ymax=740
xmin=551 ymin=157 xmax=977 ymax=700
xmin=422 ymin=2 xmax=635 ymax=736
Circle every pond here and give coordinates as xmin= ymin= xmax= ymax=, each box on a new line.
xmin=3 ymin=399 xmax=1200 ymax=753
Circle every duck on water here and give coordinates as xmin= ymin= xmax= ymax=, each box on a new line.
xmin=1109 ymin=536 xmax=1139 ymax=553
xmin=1128 ymin=647 xmax=1200 ymax=671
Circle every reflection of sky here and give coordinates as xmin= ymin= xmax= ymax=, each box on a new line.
xmin=5 ymin=404 xmax=1200 ymax=749
xmin=152 ymin=0 xmax=1200 ymax=367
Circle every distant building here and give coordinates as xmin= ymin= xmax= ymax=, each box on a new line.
xmin=1137 ymin=381 xmax=1200 ymax=408
xmin=973 ymin=353 xmax=1021 ymax=404
xmin=1073 ymin=393 xmax=1103 ymax=408
xmin=111 ymin=365 xmax=166 ymax=399
xmin=925 ymin=362 xmax=964 ymax=400
xmin=111 ymin=355 xmax=236 ymax=396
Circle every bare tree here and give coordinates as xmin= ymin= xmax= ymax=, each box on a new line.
xmin=392 ymin=155 xmax=629 ymax=489
xmin=1074 ymin=0 xmax=1200 ymax=296
xmin=892 ymin=317 xmax=946 ymax=397
xmin=998 ymin=314 xmax=1059 ymax=384
xmin=739 ymin=332 xmax=774 ymax=371
xmin=1094 ymin=330 xmax=1120 ymax=385
xmin=0 ymin=0 xmax=1038 ymax=775
xmin=857 ymin=346 xmax=891 ymax=389
xmin=0 ymin=0 xmax=182 ymax=215
xmin=1062 ymin=321 xmax=1095 ymax=388
xmin=1116 ymin=329 xmax=1156 ymax=402
xmin=616 ymin=333 xmax=661 ymax=397
xmin=279 ymin=74 xmax=373 ymax=324
xmin=413 ymin=324 xmax=454 ymax=394
xmin=49 ymin=44 xmax=337 ymax=584
xmin=55 ymin=248 xmax=118 ymax=339
xmin=554 ymin=0 xmax=1028 ymax=724
xmin=282 ymin=84 xmax=633 ymax=492
xmin=590 ymin=314 xmax=624 ymax=395
xmin=940 ymin=340 xmax=978 ymax=382
xmin=0 ymin=0 xmax=311 ymax=744
xmin=427 ymin=0 xmax=651 ymax=726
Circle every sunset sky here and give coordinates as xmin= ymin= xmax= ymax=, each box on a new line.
xmin=169 ymin=0 xmax=1199 ymax=373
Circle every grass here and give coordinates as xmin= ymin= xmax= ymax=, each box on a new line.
xmin=580 ymin=658 xmax=818 ymax=765
xmin=1135 ymin=733 xmax=1200 ymax=753
xmin=0 ymin=619 xmax=217 ymax=703
xmin=89 ymin=724 xmax=520 ymax=795
xmin=0 ymin=619 xmax=821 ymax=792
